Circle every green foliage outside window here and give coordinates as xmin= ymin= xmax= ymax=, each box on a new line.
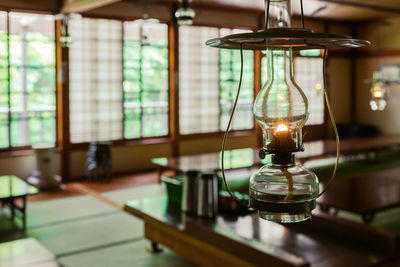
xmin=0 ymin=30 xmax=7 ymax=148
xmin=0 ymin=16 xmax=56 ymax=149
xmin=123 ymin=36 xmax=169 ymax=139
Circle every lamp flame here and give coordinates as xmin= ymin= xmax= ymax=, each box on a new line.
xmin=276 ymin=123 xmax=288 ymax=133
xmin=374 ymin=91 xmax=382 ymax=98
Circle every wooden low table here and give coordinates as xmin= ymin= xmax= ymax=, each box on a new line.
xmin=0 ymin=175 xmax=39 ymax=230
xmin=124 ymin=190 xmax=400 ymax=266
xmin=152 ymin=136 xmax=400 ymax=178
xmin=0 ymin=238 xmax=56 ymax=267
xmin=318 ymin=168 xmax=400 ymax=223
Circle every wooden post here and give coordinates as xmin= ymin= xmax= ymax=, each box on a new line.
xmin=55 ymin=20 xmax=71 ymax=181
xmin=169 ymin=6 xmax=180 ymax=157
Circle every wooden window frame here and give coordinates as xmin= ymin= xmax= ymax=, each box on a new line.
xmin=0 ymin=15 xmax=262 ymax=157
xmin=0 ymin=12 xmax=330 ymax=157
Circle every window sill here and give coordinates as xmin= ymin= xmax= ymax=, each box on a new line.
xmin=69 ymin=136 xmax=173 ymax=150
xmin=0 ymin=149 xmax=34 ymax=159
xmin=0 ymin=147 xmax=61 ymax=159
xmin=68 ymin=130 xmax=257 ymax=151
xmin=179 ymin=129 xmax=258 ymax=140
xmin=114 ymin=136 xmax=173 ymax=147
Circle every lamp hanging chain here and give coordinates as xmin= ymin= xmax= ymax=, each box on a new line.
xmin=300 ymin=0 xmax=305 ymax=29
xmin=221 ymin=43 xmax=253 ymax=210
xmin=318 ymin=47 xmax=340 ymax=197
xmin=265 ymin=0 xmax=270 ymax=30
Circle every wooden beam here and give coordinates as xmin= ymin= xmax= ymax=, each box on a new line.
xmin=319 ymin=0 xmax=400 ymax=14
xmin=60 ymin=0 xmax=122 ymax=14
xmin=0 ymin=0 xmax=60 ymax=13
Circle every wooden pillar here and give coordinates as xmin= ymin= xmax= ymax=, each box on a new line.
xmin=55 ymin=20 xmax=71 ymax=181
xmin=169 ymin=5 xmax=180 ymax=157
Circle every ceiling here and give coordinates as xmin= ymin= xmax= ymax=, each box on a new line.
xmin=184 ymin=0 xmax=400 ymax=20
xmin=60 ymin=0 xmax=400 ymax=21
xmin=327 ymin=0 xmax=400 ymax=11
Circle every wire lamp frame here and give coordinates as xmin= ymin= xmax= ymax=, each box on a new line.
xmin=206 ymin=0 xmax=370 ymax=213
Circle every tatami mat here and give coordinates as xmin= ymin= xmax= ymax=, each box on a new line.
xmin=58 ymin=239 xmax=195 ymax=267
xmin=101 ymin=184 xmax=166 ymax=205
xmin=28 ymin=211 xmax=144 ymax=256
xmin=2 ymin=183 xmax=192 ymax=266
xmin=27 ymin=195 xmax=117 ymax=228
xmin=334 ymin=207 xmax=400 ymax=234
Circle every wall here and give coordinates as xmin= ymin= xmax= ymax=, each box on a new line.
xmin=0 ymin=153 xmax=60 ymax=179
xmin=292 ymin=18 xmax=354 ymax=125
xmin=355 ymin=17 xmax=400 ymax=134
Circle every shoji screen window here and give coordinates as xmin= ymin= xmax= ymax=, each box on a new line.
xmin=69 ymin=18 xmax=123 ymax=143
xmin=179 ymin=26 xmax=220 ymax=135
xmin=294 ymin=53 xmax=324 ymax=125
xmin=123 ymin=21 xmax=168 ymax=139
xmin=219 ymin=28 xmax=254 ymax=131
xmin=0 ymin=12 xmax=56 ymax=149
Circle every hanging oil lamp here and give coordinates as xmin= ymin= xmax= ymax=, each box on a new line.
xmin=206 ymin=0 xmax=370 ymax=223
xmin=370 ymin=71 xmax=387 ymax=111
xmin=133 ymin=13 xmax=160 ymax=45
xmin=54 ymin=13 xmax=82 ymax=48
xmin=175 ymin=0 xmax=196 ymax=25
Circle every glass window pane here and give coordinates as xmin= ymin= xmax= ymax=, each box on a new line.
xmin=142 ymin=107 xmax=168 ymax=137
xmin=0 ymin=12 xmax=8 ymax=148
xmin=10 ymin=113 xmax=28 ymax=146
xmin=28 ymin=111 xmax=55 ymax=145
xmin=8 ymin=12 xmax=56 ymax=147
xmin=123 ymin=21 xmax=169 ymax=139
xmin=124 ymin=108 xmax=141 ymax=139
xmin=0 ymin=112 xmax=8 ymax=148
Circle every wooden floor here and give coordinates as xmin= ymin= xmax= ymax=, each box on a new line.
xmin=28 ymin=171 xmax=161 ymax=203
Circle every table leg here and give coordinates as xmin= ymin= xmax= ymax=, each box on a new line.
xmin=147 ymin=241 xmax=163 ymax=254
xmin=157 ymin=167 xmax=164 ymax=184
xmin=22 ymin=196 xmax=27 ymax=231
xmin=10 ymin=199 xmax=15 ymax=221
xmin=362 ymin=213 xmax=375 ymax=224
xmin=319 ymin=204 xmax=330 ymax=213
xmin=332 ymin=208 xmax=339 ymax=216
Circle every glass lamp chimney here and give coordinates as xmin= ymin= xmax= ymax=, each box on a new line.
xmin=249 ymin=0 xmax=319 ymax=223
xmin=254 ymin=49 xmax=308 ymax=160
xmin=175 ymin=0 xmax=196 ymax=25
